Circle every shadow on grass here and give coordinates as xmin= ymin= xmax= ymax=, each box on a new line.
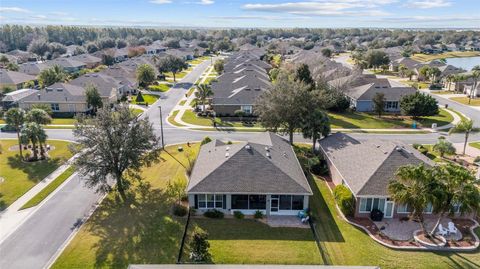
xmin=6 ymin=155 xmax=62 ymax=183
xmin=89 ymin=182 xmax=185 ymax=268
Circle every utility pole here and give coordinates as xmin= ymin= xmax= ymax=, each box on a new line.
xmin=158 ymin=105 xmax=164 ymax=149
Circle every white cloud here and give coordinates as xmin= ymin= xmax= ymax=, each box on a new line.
xmin=242 ymin=1 xmax=394 ymax=17
xmin=149 ymin=0 xmax=172 ymax=4
xmin=197 ymin=0 xmax=214 ymax=4
xmin=211 ymin=15 xmax=310 ymax=21
xmin=405 ymin=0 xmax=451 ymax=9
xmin=50 ymin=11 xmax=69 ymax=16
xmin=32 ymin=15 xmax=47 ymax=20
xmin=0 ymin=7 xmax=31 ymax=13
xmin=371 ymin=15 xmax=480 ymax=23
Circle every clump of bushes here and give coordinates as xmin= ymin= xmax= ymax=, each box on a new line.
xmin=201 ymin=136 xmax=212 ymax=145
xmin=173 ymin=204 xmax=188 ymax=217
xmin=204 ymin=209 xmax=224 ymax=219
xmin=254 ymin=210 xmax=264 ymax=219
xmin=333 ymin=185 xmax=355 ymax=217
xmin=233 ymin=211 xmax=244 ymax=219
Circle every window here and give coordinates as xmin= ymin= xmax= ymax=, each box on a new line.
xmin=397 ymin=204 xmax=412 ymax=213
xmin=292 ymin=196 xmax=304 ymax=210
xmin=231 ymin=195 xmax=249 ymax=209
xmin=359 ymin=198 xmax=386 ymax=213
xmin=453 ymin=203 xmax=461 ymax=213
xmin=385 ymin=101 xmax=399 ymax=110
xmin=241 ymin=105 xmax=252 ymax=114
xmin=249 ymin=195 xmax=267 ymax=209
xmin=424 ymin=203 xmax=433 ymax=213
xmin=51 ymin=103 xmax=60 ymax=111
xmin=280 ymin=195 xmax=292 ymax=210
xmin=197 ymin=194 xmax=223 ymax=209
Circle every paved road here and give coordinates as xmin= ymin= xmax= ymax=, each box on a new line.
xmin=1 ymin=56 xmax=479 ymax=269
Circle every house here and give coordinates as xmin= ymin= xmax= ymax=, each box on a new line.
xmin=145 ymin=42 xmax=167 ymax=55
xmin=69 ymin=73 xmax=125 ymax=97
xmin=388 ymin=57 xmax=421 ymax=71
xmin=187 ymin=132 xmax=312 ymax=216
xmin=18 ymin=81 xmax=117 ymax=115
xmin=166 ymin=48 xmax=194 ymax=60
xmin=47 ymin=58 xmax=87 ymax=73
xmin=1 ymin=88 xmax=37 ymax=110
xmin=211 ymin=52 xmax=272 ymax=116
xmin=70 ymin=54 xmax=102 ymax=69
xmin=100 ymin=65 xmax=138 ymax=95
xmin=5 ymin=50 xmax=38 ymax=63
xmin=319 ymin=133 xmax=437 ymax=219
xmin=464 ymin=83 xmax=480 ymax=97
xmin=19 ymin=62 xmax=50 ymax=76
xmin=0 ymin=69 xmax=36 ymax=89
xmin=328 ymin=74 xmax=416 ymax=112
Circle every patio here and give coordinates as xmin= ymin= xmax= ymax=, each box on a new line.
xmin=258 ymin=215 xmax=311 ymax=228
xmin=374 ymin=217 xmax=463 ymax=241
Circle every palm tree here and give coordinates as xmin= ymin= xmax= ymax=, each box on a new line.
xmin=388 ymin=165 xmax=437 ymax=235
xmin=432 ymin=138 xmax=456 ymax=158
xmin=4 ymin=108 xmax=26 ymax=160
xmin=26 ymin=108 xmax=52 ymax=156
xmin=449 ymin=119 xmax=478 ymax=155
xmin=302 ymin=108 xmax=331 ymax=152
xmin=20 ymin=122 xmax=46 ymax=160
xmin=194 ymin=84 xmax=213 ymax=112
xmin=429 ymin=164 xmax=480 ymax=236
xmin=468 ymin=65 xmax=480 ymax=103
xmin=445 ymin=74 xmax=455 ymax=92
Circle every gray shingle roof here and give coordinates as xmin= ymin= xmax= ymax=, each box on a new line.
xmin=48 ymin=58 xmax=86 ymax=69
xmin=319 ymin=133 xmax=434 ymax=196
xmin=19 ymin=62 xmax=50 ymax=76
xmin=20 ymin=82 xmax=86 ymax=103
xmin=69 ymin=73 xmax=121 ymax=97
xmin=347 ymin=83 xmax=416 ymax=101
xmin=2 ymin=88 xmax=37 ymax=102
xmin=0 ymin=69 xmax=36 ymax=85
xmin=187 ymin=132 xmax=312 ymax=195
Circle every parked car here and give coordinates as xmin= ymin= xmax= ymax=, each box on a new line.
xmin=0 ymin=124 xmax=17 ymax=132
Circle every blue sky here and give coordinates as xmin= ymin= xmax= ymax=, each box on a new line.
xmin=1 ymin=0 xmax=479 ymax=28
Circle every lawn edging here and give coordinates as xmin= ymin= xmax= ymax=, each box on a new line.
xmin=319 ymin=177 xmax=480 ymax=252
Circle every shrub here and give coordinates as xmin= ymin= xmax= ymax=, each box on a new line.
xmin=333 ymin=185 xmax=355 ymax=217
xmin=189 ymin=227 xmax=211 ymax=262
xmin=254 ymin=210 xmax=264 ymax=219
xmin=412 ymin=143 xmax=422 ymax=149
xmin=474 ymin=156 xmax=480 ymax=163
xmin=233 ymin=211 xmax=244 ymax=219
xmin=418 ymin=147 xmax=428 ymax=155
xmin=173 ymin=204 xmax=188 ymax=217
xmin=204 ymin=209 xmax=224 ymax=219
xmin=227 ymin=141 xmax=232 ymax=145
xmin=201 ymin=136 xmax=212 ymax=145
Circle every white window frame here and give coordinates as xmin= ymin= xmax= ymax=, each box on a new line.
xmin=197 ymin=194 xmax=222 ymax=209
xmin=241 ymin=105 xmax=253 ymax=114
xmin=358 ymin=197 xmax=386 ymax=213
xmin=51 ymin=103 xmax=60 ymax=112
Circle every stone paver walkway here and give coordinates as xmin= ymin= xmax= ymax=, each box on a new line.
xmin=453 ymin=143 xmax=480 ymax=157
xmin=374 ymin=217 xmax=462 ymax=241
xmin=259 ymin=215 xmax=310 ymax=228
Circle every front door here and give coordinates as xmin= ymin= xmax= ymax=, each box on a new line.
xmin=270 ymin=195 xmax=279 ymax=214
xmin=384 ymin=201 xmax=394 ymax=218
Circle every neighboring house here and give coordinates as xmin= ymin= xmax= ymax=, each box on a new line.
xmin=464 ymin=83 xmax=480 ymax=97
xmin=19 ymin=83 xmax=89 ymax=114
xmin=165 ymin=48 xmax=194 ymax=60
xmin=70 ymin=54 xmax=102 ymax=69
xmin=47 ymin=58 xmax=87 ymax=73
xmin=211 ymin=52 xmax=272 ymax=116
xmin=187 ymin=132 xmax=312 ymax=216
xmin=319 ymin=133 xmax=437 ymax=219
xmin=1 ymin=88 xmax=37 ymax=110
xmin=0 ymin=69 xmax=36 ymax=89
xmin=144 ymin=43 xmax=167 ymax=55
xmin=389 ymin=57 xmax=421 ymax=71
xmin=109 ymin=48 xmax=129 ymax=63
xmin=345 ymin=83 xmax=416 ymax=112
xmin=5 ymin=50 xmax=38 ymax=63
xmin=19 ymin=62 xmax=50 ymax=76
xmin=69 ymin=73 xmax=123 ymax=99
xmin=100 ymin=65 xmax=138 ymax=95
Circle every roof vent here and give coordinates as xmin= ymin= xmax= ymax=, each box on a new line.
xmin=266 ymin=152 xmax=271 ymax=158
xmin=225 ymin=152 xmax=229 ymax=158
xmin=245 ymin=144 xmax=251 ymax=150
xmin=265 ymin=146 xmax=269 ymax=151
xmin=283 ymin=152 xmax=287 ymax=157
xmin=226 ymin=146 xmax=230 ymax=151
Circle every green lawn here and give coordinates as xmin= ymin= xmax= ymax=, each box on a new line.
xmin=167 ymin=110 xmax=185 ymax=127
xmin=202 ymin=77 xmax=217 ymax=85
xmin=20 ymin=166 xmax=76 ymax=209
xmin=328 ymin=109 xmax=453 ymax=129
xmin=179 ymin=100 xmax=187 ymax=106
xmin=130 ymin=108 xmax=144 ymax=117
xmin=0 ymin=139 xmax=73 ymax=209
xmin=447 ymin=108 xmax=468 ymax=121
xmin=131 ymin=94 xmax=159 ymax=105
xmin=148 ymin=83 xmax=172 ymax=92
xmin=165 ymin=71 xmax=188 ymax=80
xmin=309 ymin=177 xmax=480 ymax=268
xmin=52 ymin=144 xmax=200 ymax=269
xmin=469 ymin=142 xmax=480 ymax=150
xmin=186 ymin=87 xmax=195 ymax=97
xmin=181 ymin=110 xmax=262 ymax=128
xmin=51 ymin=118 xmax=77 ymax=125
xmin=403 ymin=81 xmax=430 ymax=89
xmin=184 ymin=218 xmax=322 ymax=264
xmin=450 ymin=97 xmax=480 ymax=106
xmin=411 ymin=51 xmax=480 ymax=62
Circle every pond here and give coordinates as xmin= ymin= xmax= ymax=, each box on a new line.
xmin=445 ymin=56 xmax=480 ymax=71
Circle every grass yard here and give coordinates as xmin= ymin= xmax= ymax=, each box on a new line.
xmin=184 ymin=218 xmax=322 ymax=264
xmin=131 ymin=94 xmax=159 ymax=105
xmin=469 ymin=142 xmax=480 ymax=150
xmin=450 ymin=97 xmax=480 ymax=106
xmin=167 ymin=110 xmax=185 ymax=127
xmin=148 ymin=83 xmax=172 ymax=92
xmin=186 ymin=87 xmax=195 ymax=97
xmin=411 ymin=51 xmax=480 ymax=62
xmin=52 ymin=143 xmax=200 ymax=269
xmin=20 ymin=166 xmax=76 ymax=209
xmin=202 ymin=77 xmax=217 ymax=85
xmin=181 ymin=110 xmax=262 ymax=128
xmin=328 ymin=109 xmax=453 ymax=129
xmin=403 ymin=81 xmax=431 ymax=89
xmin=179 ymin=100 xmax=187 ymax=106
xmin=309 ymin=177 xmax=480 ymax=268
xmin=0 ymin=139 xmax=73 ymax=209
xmin=165 ymin=71 xmax=188 ymax=80
xmin=447 ymin=108 xmax=468 ymax=121
xmin=130 ymin=108 xmax=144 ymax=117
xmin=51 ymin=118 xmax=77 ymax=125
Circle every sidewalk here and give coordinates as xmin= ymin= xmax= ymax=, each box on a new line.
xmin=0 ymin=155 xmax=77 ymax=243
xmin=453 ymin=143 xmax=480 ymax=158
